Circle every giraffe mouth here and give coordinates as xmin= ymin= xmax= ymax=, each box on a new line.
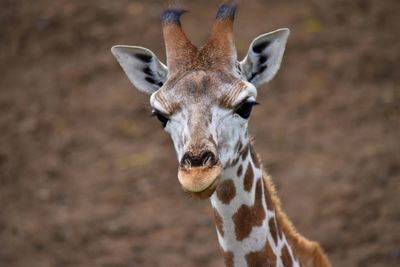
xmin=178 ymin=165 xmax=222 ymax=199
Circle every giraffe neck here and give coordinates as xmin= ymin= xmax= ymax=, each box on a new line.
xmin=210 ymin=142 xmax=301 ymax=267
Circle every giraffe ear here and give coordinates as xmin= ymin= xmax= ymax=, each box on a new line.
xmin=240 ymin=28 xmax=290 ymax=87
xmin=111 ymin=45 xmax=168 ymax=94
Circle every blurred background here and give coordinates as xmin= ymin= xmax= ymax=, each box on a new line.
xmin=1 ymin=0 xmax=399 ymax=266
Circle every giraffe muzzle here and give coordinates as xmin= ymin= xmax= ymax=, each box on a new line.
xmin=178 ymin=165 xmax=221 ymax=199
xmin=178 ymin=150 xmax=221 ymax=198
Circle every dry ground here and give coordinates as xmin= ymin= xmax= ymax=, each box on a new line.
xmin=1 ymin=0 xmax=399 ymax=266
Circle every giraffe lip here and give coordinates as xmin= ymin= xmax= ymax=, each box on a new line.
xmin=188 ymin=175 xmax=220 ymax=199
xmin=177 ymin=165 xmax=222 ymax=198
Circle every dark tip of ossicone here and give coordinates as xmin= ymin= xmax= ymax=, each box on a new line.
xmin=161 ymin=8 xmax=187 ymax=25
xmin=216 ymin=2 xmax=238 ymax=20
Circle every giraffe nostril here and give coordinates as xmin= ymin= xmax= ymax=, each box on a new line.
xmin=202 ymin=151 xmax=216 ymax=166
xmin=203 ymin=155 xmax=211 ymax=165
xmin=180 ymin=151 xmax=217 ymax=168
xmin=184 ymin=158 xmax=192 ymax=168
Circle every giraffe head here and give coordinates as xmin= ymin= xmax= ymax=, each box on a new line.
xmin=111 ymin=3 xmax=289 ymax=199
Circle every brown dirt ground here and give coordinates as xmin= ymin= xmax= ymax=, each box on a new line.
xmin=1 ymin=0 xmax=400 ymax=266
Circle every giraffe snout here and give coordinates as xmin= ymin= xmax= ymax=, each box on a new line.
xmin=177 ymin=149 xmax=221 ymax=199
xmin=180 ymin=150 xmax=217 ymax=169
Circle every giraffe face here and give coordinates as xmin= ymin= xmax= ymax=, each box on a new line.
xmin=149 ymin=70 xmax=257 ymax=198
xmin=111 ymin=5 xmax=290 ymax=199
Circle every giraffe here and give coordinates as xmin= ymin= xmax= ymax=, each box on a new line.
xmin=111 ymin=3 xmax=332 ymax=267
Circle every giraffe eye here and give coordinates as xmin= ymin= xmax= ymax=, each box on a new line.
xmin=151 ymin=109 xmax=169 ymax=128
xmin=235 ymin=100 xmax=259 ymax=119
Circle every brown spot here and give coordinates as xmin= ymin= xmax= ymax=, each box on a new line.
xmin=276 ymin=219 xmax=283 ymax=240
xmin=265 ymin=242 xmax=277 ymax=265
xmin=237 ymin=164 xmax=243 ymax=177
xmin=235 ymin=139 xmax=243 ymax=152
xmin=269 ymin=218 xmax=278 ymax=246
xmin=264 ymin=186 xmax=274 ymax=212
xmin=243 ymin=163 xmax=254 ymax=192
xmin=233 ymin=179 xmax=266 ymax=241
xmin=263 ymin=179 xmax=283 ymax=240
xmin=222 ymin=251 xmax=234 ymax=267
xmin=216 ymin=179 xmax=236 ymax=204
xmin=241 ymin=144 xmax=249 ymax=160
xmin=213 ymin=208 xmax=224 ymax=236
xmin=281 ymin=245 xmax=293 ymax=267
xmin=245 ymin=250 xmax=269 ymax=267
xmin=250 ymin=145 xmax=261 ymax=168
xmin=230 ymin=156 xmax=240 ymax=167
xmin=245 ymin=241 xmax=276 ymax=267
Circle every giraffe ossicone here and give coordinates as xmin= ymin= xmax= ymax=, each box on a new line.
xmin=111 ymin=2 xmax=332 ymax=267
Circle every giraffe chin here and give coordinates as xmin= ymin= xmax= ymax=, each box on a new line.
xmin=178 ymin=165 xmax=222 ymax=200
